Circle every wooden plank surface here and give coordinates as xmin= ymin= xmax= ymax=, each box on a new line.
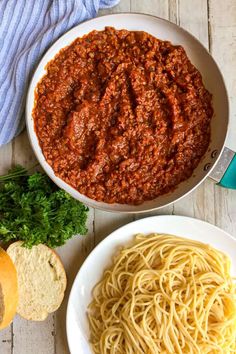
xmin=0 ymin=1 xmax=235 ymax=353
xmin=209 ymin=0 xmax=236 ymax=152
xmin=208 ymin=0 xmax=236 ymax=238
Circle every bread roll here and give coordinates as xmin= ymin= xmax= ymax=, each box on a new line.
xmin=7 ymin=242 xmax=67 ymax=321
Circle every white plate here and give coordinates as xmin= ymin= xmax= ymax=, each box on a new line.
xmin=66 ymin=215 xmax=236 ymax=354
xmin=26 ymin=13 xmax=228 ymax=213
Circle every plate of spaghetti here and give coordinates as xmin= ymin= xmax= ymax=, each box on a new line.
xmin=66 ymin=215 xmax=236 ymax=354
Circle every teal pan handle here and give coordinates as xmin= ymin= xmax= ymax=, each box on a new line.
xmin=209 ymin=147 xmax=236 ymax=189
xmin=218 ymin=154 xmax=236 ymax=189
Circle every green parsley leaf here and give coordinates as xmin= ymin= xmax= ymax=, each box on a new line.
xmin=0 ymin=166 xmax=88 ymax=248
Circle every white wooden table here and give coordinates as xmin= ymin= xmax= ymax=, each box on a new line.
xmin=0 ymin=0 xmax=236 ymax=353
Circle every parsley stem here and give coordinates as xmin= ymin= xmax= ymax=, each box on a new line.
xmin=0 ymin=163 xmax=40 ymax=182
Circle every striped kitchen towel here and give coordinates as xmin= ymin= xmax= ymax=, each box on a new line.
xmin=0 ymin=0 xmax=119 ymax=146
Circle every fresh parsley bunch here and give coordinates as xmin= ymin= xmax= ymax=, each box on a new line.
xmin=0 ymin=166 xmax=88 ymax=248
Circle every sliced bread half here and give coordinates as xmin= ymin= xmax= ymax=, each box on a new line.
xmin=0 ymin=246 xmax=18 ymax=329
xmin=7 ymin=241 xmax=67 ymax=321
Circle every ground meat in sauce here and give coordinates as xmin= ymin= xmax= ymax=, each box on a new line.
xmin=33 ymin=27 xmax=213 ymax=205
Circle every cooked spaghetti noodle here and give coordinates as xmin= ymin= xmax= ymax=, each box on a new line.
xmin=88 ymin=234 xmax=236 ymax=353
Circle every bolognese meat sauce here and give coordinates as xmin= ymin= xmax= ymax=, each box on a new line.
xmin=34 ymin=27 xmax=213 ymax=204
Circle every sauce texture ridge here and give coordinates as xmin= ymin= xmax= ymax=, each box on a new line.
xmin=33 ymin=27 xmax=213 ymax=205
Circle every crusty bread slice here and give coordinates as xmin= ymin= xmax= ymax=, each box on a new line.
xmin=7 ymin=241 xmax=67 ymax=321
xmin=0 ymin=246 xmax=18 ymax=329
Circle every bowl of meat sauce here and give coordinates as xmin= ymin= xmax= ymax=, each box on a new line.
xmin=27 ymin=14 xmax=229 ymax=212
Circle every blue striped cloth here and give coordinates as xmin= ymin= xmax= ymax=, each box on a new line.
xmin=0 ymin=0 xmax=119 ymax=146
